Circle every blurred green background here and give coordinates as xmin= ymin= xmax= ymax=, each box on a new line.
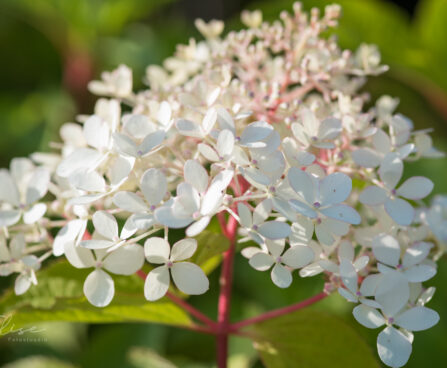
xmin=0 ymin=0 xmax=446 ymax=367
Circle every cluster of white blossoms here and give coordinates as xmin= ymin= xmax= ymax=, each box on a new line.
xmin=0 ymin=3 xmax=445 ymax=366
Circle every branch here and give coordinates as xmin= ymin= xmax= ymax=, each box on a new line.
xmin=230 ymin=291 xmax=328 ymax=331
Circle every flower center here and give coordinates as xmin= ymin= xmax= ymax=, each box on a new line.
xmin=167 ymin=261 xmax=173 ymax=268
xmin=276 ymin=256 xmax=282 ymax=263
xmin=313 ymin=202 xmax=321 ymax=208
xmin=252 ymin=224 xmax=259 ymax=231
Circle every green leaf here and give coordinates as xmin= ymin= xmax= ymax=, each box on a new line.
xmin=127 ymin=347 xmax=177 ymax=368
xmin=247 ymin=309 xmax=379 ymax=368
xmin=2 ymin=356 xmax=78 ymax=368
xmin=192 ymin=230 xmax=230 ymax=275
xmin=0 ymin=260 xmax=192 ymax=330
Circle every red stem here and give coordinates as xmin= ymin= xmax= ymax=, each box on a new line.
xmin=216 ymin=214 xmax=238 ymax=368
xmin=135 ymin=270 xmax=216 ymax=328
xmin=230 ymin=291 xmax=328 ymax=331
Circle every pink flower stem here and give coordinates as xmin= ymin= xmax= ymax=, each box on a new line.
xmin=135 ymin=270 xmax=216 ymax=328
xmin=216 ymin=213 xmax=238 ymax=368
xmin=229 ymin=291 xmax=328 ymax=331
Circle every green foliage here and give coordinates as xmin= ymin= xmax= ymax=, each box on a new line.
xmin=0 ymin=261 xmax=192 ymax=330
xmin=192 ymin=230 xmax=230 ymax=275
xmin=248 ymin=309 xmax=379 ymax=368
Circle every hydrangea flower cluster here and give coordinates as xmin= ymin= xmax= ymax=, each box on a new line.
xmin=0 ymin=3 xmax=445 ymax=367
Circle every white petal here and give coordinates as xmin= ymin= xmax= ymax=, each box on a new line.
xmin=103 ymin=244 xmax=144 ymax=275
xmin=171 ymin=262 xmax=209 ymax=295
xmin=80 ymin=239 xmax=115 ymax=250
xmin=339 ymin=258 xmax=358 ymax=294
xmin=319 ymin=172 xmax=352 ymax=206
xmin=144 ymin=266 xmax=170 ymax=301
xmin=170 ymin=238 xmax=197 ymax=261
xmin=138 ymin=130 xmax=165 ymax=156
xmin=157 ymin=101 xmax=172 ymax=127
xmin=372 ymin=234 xmax=401 ymax=267
xmin=184 ymin=160 xmax=209 ymax=193
xmin=25 ymin=168 xmax=50 ymax=205
xmin=201 ymin=108 xmax=217 ymax=134
xmin=0 ymin=169 xmax=19 ymax=206
xmin=396 ymin=177 xmax=434 ymax=200
xmin=0 ymin=210 xmax=21 ymax=227
xmin=53 ymin=219 xmax=85 ymax=257
xmin=385 ymin=198 xmax=414 ymax=226
xmin=338 ymin=240 xmax=354 ymax=261
xmin=281 ymin=245 xmax=314 ymax=269
xmin=359 ymin=186 xmax=388 ymax=206
xmin=216 ymin=107 xmax=235 ymax=132
xmin=258 ymin=221 xmax=291 ymax=240
xmin=360 ymin=274 xmax=382 ymax=296
xmin=15 ymin=274 xmax=32 ymax=295
xmin=56 ymin=148 xmax=102 ymax=178
xmin=289 ymin=199 xmax=317 ymax=219
xmin=318 ymin=117 xmax=342 ymax=140
xmin=176 ymin=119 xmax=202 ymax=137
xmin=402 ymin=242 xmax=431 ymax=268
xmin=83 ymin=269 xmax=115 ymax=307
xmin=186 ymin=216 xmax=210 ymax=237
xmin=289 ymin=217 xmax=314 ymax=244
xmin=379 ymin=153 xmax=403 ymax=190
xmin=93 ymin=211 xmax=118 ymax=241
xmin=315 ymin=221 xmax=335 ymax=246
xmin=154 ymin=206 xmax=193 ymax=228
xmin=198 ymin=143 xmax=219 ymax=162
xmin=237 ymin=203 xmax=253 ymax=228
xmin=112 ymin=132 xmax=137 ymax=157
xmin=373 ymin=129 xmax=391 ymax=154
xmin=217 ymin=129 xmax=235 ymax=159
xmin=113 ymin=192 xmax=148 ymax=213
xmin=377 ymin=326 xmax=412 ymax=368
xmin=64 ymin=241 xmax=95 ymax=268
xmin=83 ymin=115 xmax=110 ymax=149
xmin=353 ymin=304 xmax=386 ymax=329
xmin=69 ymin=170 xmax=106 ymax=192
xmin=124 ymin=114 xmax=153 ymax=139
xmin=249 ymin=252 xmax=274 ymax=271
xmin=352 ymin=148 xmax=382 ymax=168
xmin=108 ymin=155 xmax=134 ymax=187
xmin=239 ymin=121 xmax=273 ymax=146
xmin=338 ymin=287 xmax=357 ymax=303
xmin=287 ymin=168 xmax=315 ymax=204
xmin=320 ymin=204 xmax=361 ymax=224
xmin=394 ymin=306 xmax=439 ymax=331
xmin=140 ymin=168 xmax=167 ymax=206
xmin=375 ymin=271 xmax=409 ymax=317
xmin=271 ymin=263 xmax=292 ymax=288
xmin=144 ymin=237 xmax=170 ymax=264
xmin=403 ymin=264 xmax=436 ymax=282
xmin=23 ymin=203 xmax=47 ymax=224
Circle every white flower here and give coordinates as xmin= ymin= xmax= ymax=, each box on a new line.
xmin=0 ymin=158 xmax=50 ymax=227
xmin=64 ymin=241 xmax=144 ymax=307
xmin=143 ymin=237 xmax=209 ymax=301
xmin=413 ymin=132 xmax=444 ymax=159
xmin=241 ymin=10 xmax=262 ymax=28
xmin=426 ymin=195 xmax=447 ymax=248
xmin=0 ymin=234 xmax=41 ymax=295
xmin=353 ymin=303 xmax=439 ymax=367
xmin=237 ymin=201 xmax=291 ymax=244
xmin=155 ymin=161 xmax=233 ymax=236
xmin=352 ymin=128 xmax=414 ymax=168
xmin=113 ymin=168 xmax=167 ymax=231
xmin=195 ymin=19 xmax=224 ymax=39
xmin=291 ymin=108 xmax=342 ymax=149
xmin=113 ymin=114 xmax=165 ymax=158
xmin=88 ymin=64 xmax=133 ymax=97
xmin=248 ymin=239 xmax=313 ymax=288
xmin=359 ymin=153 xmax=434 ymax=226
xmin=372 ymin=234 xmax=436 ymax=283
xmin=287 ymin=169 xmax=360 ymax=244
xmin=80 ymin=211 xmax=133 ymax=251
